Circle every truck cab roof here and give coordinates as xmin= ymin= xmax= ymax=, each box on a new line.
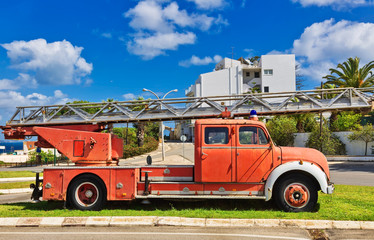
xmin=195 ymin=118 xmax=266 ymax=128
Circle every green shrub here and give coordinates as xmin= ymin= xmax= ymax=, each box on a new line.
xmin=348 ymin=124 xmax=374 ymax=156
xmin=306 ymin=125 xmax=346 ymax=155
xmin=331 ymin=111 xmax=362 ymax=131
xmin=266 ymin=116 xmax=297 ymax=146
xmin=123 ymin=137 xmax=159 ymax=158
xmin=28 ymin=150 xmax=56 ymax=164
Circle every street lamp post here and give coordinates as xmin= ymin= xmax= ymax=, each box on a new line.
xmin=142 ymin=88 xmax=178 ymax=161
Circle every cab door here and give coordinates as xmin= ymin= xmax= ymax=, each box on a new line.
xmin=201 ymin=125 xmax=232 ymax=182
xmin=235 ymin=125 xmax=273 ymax=183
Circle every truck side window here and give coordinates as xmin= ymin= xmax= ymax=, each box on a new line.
xmin=258 ymin=128 xmax=269 ymax=144
xmin=239 ymin=126 xmax=269 ymax=145
xmin=239 ymin=126 xmax=257 ymax=144
xmin=205 ymin=127 xmax=229 ymax=144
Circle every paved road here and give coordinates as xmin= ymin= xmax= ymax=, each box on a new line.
xmin=0 ymin=226 xmax=312 ymax=240
xmin=0 ymin=226 xmax=373 ymax=240
xmin=329 ymin=161 xmax=374 ymax=186
xmin=0 ymin=193 xmax=31 ymax=204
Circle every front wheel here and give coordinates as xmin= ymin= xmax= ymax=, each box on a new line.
xmin=68 ymin=175 xmax=106 ymax=210
xmin=273 ymin=174 xmax=318 ymax=212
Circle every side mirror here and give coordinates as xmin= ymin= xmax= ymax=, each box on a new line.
xmin=146 ymin=155 xmax=152 ymax=165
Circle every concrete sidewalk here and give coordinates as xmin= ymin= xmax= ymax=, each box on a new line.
xmin=0 ymin=188 xmax=32 ymax=194
xmin=0 ymin=216 xmax=372 ymax=230
xmin=0 ymin=177 xmax=35 ymax=183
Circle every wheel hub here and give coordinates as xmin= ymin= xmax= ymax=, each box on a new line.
xmin=75 ymin=182 xmax=99 ymax=207
xmin=284 ymin=183 xmax=309 ymax=208
xmin=85 ymin=190 xmax=93 ymax=198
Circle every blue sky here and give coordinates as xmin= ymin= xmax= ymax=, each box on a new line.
xmin=1 ymin=0 xmax=374 ymax=124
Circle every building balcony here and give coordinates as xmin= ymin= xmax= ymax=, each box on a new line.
xmin=242 ymin=65 xmax=261 ymax=70
xmin=185 ymin=85 xmax=195 ymax=97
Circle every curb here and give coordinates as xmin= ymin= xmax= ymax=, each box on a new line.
xmin=0 ymin=217 xmax=372 ymax=229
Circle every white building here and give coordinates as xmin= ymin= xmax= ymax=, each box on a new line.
xmin=179 ymin=54 xmax=296 ymax=141
xmin=185 ymin=54 xmax=296 ymax=98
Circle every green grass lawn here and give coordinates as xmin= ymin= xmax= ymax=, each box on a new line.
xmin=0 ymin=181 xmax=34 ymax=189
xmin=0 ymin=185 xmax=373 ymax=220
xmin=0 ymin=171 xmax=42 ymax=178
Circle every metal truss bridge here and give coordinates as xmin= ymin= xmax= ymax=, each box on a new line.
xmin=5 ymin=87 xmax=374 ymax=127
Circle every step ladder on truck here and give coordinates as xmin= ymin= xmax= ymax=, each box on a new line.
xmin=1 ymin=87 xmax=373 ymax=212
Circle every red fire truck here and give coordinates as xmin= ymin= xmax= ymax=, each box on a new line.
xmin=2 ymin=101 xmax=334 ymax=212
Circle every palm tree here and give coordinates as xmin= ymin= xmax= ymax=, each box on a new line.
xmin=319 ymin=83 xmax=340 ymax=131
xmin=323 ymin=57 xmax=374 ymax=131
xmin=323 ymin=57 xmax=374 ymax=88
xmin=291 ymin=113 xmax=318 ymax=133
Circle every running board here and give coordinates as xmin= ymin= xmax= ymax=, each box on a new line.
xmin=135 ymin=194 xmax=266 ymax=200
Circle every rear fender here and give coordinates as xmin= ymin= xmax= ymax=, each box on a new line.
xmin=264 ymin=161 xmax=329 ymax=201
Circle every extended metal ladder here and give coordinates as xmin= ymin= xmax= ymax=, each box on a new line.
xmin=5 ymin=87 xmax=374 ymax=127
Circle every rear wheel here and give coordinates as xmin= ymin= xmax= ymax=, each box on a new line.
xmin=68 ymin=175 xmax=106 ymax=210
xmin=274 ymin=174 xmax=318 ymax=212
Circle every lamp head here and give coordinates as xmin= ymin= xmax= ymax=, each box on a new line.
xmin=249 ymin=110 xmax=258 ymax=121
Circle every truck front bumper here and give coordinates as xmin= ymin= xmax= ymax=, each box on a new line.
xmin=327 ymin=182 xmax=334 ymax=194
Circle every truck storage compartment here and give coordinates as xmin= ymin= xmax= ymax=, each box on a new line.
xmin=42 ymin=167 xmax=140 ymax=202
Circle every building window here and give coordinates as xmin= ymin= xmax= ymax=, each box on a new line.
xmin=264 ymin=86 xmax=269 ymax=92
xmin=264 ymin=69 xmax=273 ymax=75
xmin=255 ymin=72 xmax=260 ymax=78
xmin=204 ymin=127 xmax=229 ymax=145
xmin=246 ymin=72 xmax=250 ymax=77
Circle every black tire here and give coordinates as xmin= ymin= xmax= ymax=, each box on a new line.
xmin=273 ymin=174 xmax=318 ymax=212
xmin=68 ymin=175 xmax=106 ymax=211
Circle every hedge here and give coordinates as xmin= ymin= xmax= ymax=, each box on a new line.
xmin=123 ymin=137 xmax=159 ymax=158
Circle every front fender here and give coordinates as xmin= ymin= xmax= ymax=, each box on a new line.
xmin=264 ymin=161 xmax=333 ymax=201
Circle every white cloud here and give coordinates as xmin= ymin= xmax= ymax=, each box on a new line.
xmin=84 ymin=78 xmax=93 ymax=86
xmin=179 ymin=55 xmax=222 ymax=67
xmin=241 ymin=0 xmax=247 ymax=7
xmin=291 ymin=0 xmax=372 ymax=9
xmin=0 ymin=79 xmax=17 ymax=90
xmin=292 ymin=19 xmax=374 ymax=81
xmin=0 ymin=90 xmax=72 ymax=124
xmin=125 ymin=0 xmax=170 ymax=33
xmin=101 ymin=33 xmax=112 ymax=39
xmin=123 ymin=93 xmax=136 ymax=100
xmin=266 ymin=50 xmax=287 ymax=55
xmin=1 ymin=39 xmax=93 ymax=86
xmin=187 ymin=0 xmax=228 ymax=10
xmin=127 ymin=32 xmax=196 ymax=59
xmin=124 ymin=0 xmax=228 ymax=59
xmin=0 ymin=73 xmax=37 ymax=90
xmin=54 ymin=90 xmax=67 ymax=98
